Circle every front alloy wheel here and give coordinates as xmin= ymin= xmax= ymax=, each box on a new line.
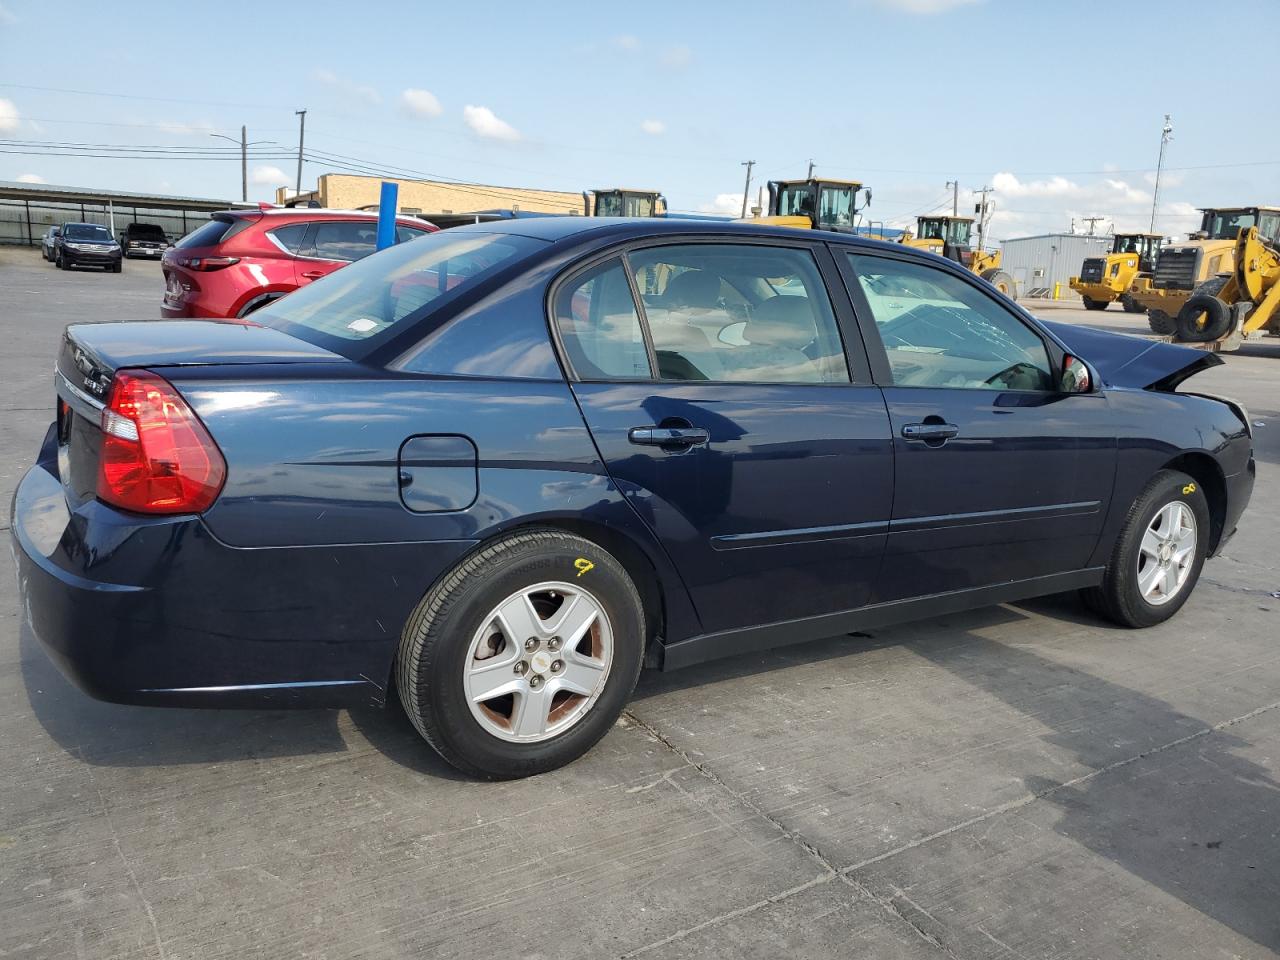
xmin=1135 ymin=501 xmax=1197 ymax=606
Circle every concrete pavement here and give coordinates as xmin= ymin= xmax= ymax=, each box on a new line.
xmin=2 ymin=246 xmax=1277 ymax=959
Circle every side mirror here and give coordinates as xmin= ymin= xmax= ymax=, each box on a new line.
xmin=1060 ymin=354 xmax=1093 ymax=394
xmin=862 ymin=188 xmax=872 ymax=209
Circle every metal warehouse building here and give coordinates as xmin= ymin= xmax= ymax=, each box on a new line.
xmin=1000 ymin=233 xmax=1111 ymax=299
xmin=0 ymin=180 xmax=235 ymax=247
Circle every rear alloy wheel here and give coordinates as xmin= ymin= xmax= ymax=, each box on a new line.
xmin=1084 ymin=469 xmax=1209 ymax=627
xmin=396 ymin=530 xmax=644 ymax=779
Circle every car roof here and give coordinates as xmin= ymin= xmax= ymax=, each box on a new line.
xmin=447 ymin=215 xmax=901 ymax=249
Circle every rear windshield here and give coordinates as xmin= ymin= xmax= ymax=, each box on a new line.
xmin=176 ymin=218 xmax=235 ymax=249
xmin=251 ymin=230 xmax=544 ymax=358
xmin=63 ymin=224 xmax=112 ymax=241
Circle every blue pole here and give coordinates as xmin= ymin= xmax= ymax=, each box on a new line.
xmin=375 ymin=181 xmax=398 ymax=251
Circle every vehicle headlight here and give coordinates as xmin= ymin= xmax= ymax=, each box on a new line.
xmin=67 ymin=242 xmax=89 ymax=250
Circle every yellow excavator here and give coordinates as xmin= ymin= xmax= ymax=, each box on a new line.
xmin=1068 ymin=232 xmax=1162 ymax=312
xmin=1171 ymin=226 xmax=1280 ymax=350
xmin=1128 ymin=206 xmax=1280 ymax=334
xmin=899 ymin=215 xmax=1017 ymax=300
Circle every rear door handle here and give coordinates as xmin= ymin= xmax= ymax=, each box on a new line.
xmin=300 ymin=270 xmax=326 ymax=280
xmin=628 ymin=425 xmax=710 ymax=447
xmin=901 ymin=422 xmax=959 ymax=441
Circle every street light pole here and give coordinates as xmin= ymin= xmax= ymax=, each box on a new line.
xmin=946 ymin=180 xmax=958 ymax=217
xmin=1150 ymin=114 xmax=1173 ymax=233
xmin=210 ymin=129 xmax=272 ymax=203
xmin=295 ymin=108 xmax=308 ymax=198
xmin=740 ymin=160 xmax=755 ymax=219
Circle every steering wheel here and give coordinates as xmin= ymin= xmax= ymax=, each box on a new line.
xmin=983 ymin=361 xmax=1040 ymax=389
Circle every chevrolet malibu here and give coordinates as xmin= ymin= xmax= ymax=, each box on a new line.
xmin=11 ymin=218 xmax=1254 ymax=778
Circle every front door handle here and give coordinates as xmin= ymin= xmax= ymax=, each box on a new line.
xmin=300 ymin=269 xmax=326 ymax=280
xmin=901 ymin=422 xmax=959 ymax=442
xmin=628 ymin=425 xmax=710 ymax=447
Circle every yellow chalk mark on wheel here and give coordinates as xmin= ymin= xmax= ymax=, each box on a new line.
xmin=574 ymin=558 xmax=595 ymax=577
xmin=1183 ymin=483 xmax=1197 ymax=495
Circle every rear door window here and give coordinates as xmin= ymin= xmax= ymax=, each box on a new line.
xmin=308 ymin=221 xmax=379 ymax=261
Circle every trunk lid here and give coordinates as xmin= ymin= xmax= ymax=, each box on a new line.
xmin=54 ymin=321 xmax=344 ymax=508
xmin=1038 ymin=319 xmax=1223 ymax=391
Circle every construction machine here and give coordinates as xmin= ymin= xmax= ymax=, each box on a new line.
xmin=586 ymin=189 xmax=666 ymax=218
xmin=751 ymin=178 xmax=873 ymax=233
xmin=1068 ymin=232 xmax=1162 ymax=312
xmin=1170 ymin=225 xmax=1280 ymax=351
xmin=899 ymin=215 xmax=1017 ymax=300
xmin=1128 ymin=206 xmax=1280 ymax=334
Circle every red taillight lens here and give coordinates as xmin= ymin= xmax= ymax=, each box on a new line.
xmin=179 ymin=256 xmax=240 ymax=271
xmin=97 ymin=370 xmax=226 ymax=514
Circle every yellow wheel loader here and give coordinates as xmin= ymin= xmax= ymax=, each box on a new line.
xmin=585 ymin=189 xmax=666 ymax=217
xmin=1171 ymin=226 xmax=1280 ymax=351
xmin=749 ymin=178 xmax=873 ymax=233
xmin=1068 ymin=232 xmax=1162 ymax=312
xmin=1128 ymin=206 xmax=1280 ymax=335
xmin=899 ymin=215 xmax=1017 ymax=300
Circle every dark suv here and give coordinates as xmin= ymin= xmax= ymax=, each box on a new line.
xmin=119 ymin=222 xmax=169 ymax=259
xmin=54 ymin=222 xmax=123 ymax=272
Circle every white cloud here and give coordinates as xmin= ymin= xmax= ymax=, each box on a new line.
xmin=463 ymin=105 xmax=520 ymax=141
xmin=641 ymin=119 xmax=665 ymax=135
xmin=612 ymin=34 xmax=640 ymax=50
xmin=699 ymin=193 xmax=748 ymax=217
xmin=863 ymin=0 xmax=983 ymax=13
xmin=660 ymin=44 xmax=692 ymax=69
xmin=251 ymin=165 xmax=289 ymax=186
xmin=16 ymin=173 xmax=45 ymax=184
xmin=316 ymin=68 xmax=381 ymax=105
xmin=401 ymin=88 xmax=443 ymax=119
xmin=0 ymin=97 xmax=20 ymax=133
xmin=982 ymin=171 xmax=1200 ymax=239
xmin=0 ymin=3 xmax=15 ymax=24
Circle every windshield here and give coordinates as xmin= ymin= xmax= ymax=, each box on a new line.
xmin=1201 ymin=210 xmax=1256 ymax=240
xmin=917 ymin=219 xmax=971 ymax=245
xmin=595 ymin=192 xmax=624 ymax=217
xmin=816 ymin=186 xmax=854 ymax=229
xmin=776 ymin=184 xmax=815 ymax=219
xmin=63 ymin=224 xmax=112 ymax=242
xmin=252 ymin=230 xmax=544 ymax=357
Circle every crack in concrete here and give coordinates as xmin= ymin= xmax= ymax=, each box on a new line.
xmin=620 ymin=698 xmax=1280 ymax=958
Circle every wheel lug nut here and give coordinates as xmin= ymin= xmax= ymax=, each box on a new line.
xmin=514 ymin=661 xmax=528 ymax=675
xmin=525 ymin=637 xmax=538 ymax=651
xmin=549 ymin=636 xmax=562 ymax=651
xmin=530 ymin=675 xmax=543 ymax=689
xmin=551 ymin=659 xmax=564 ymax=673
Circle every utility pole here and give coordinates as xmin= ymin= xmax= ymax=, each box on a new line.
xmin=210 ymin=127 xmax=270 ymax=202
xmin=974 ymin=185 xmax=993 ymax=252
xmin=1150 ymin=114 xmax=1173 ymax=232
xmin=946 ymin=180 xmax=958 ymax=217
xmin=740 ymin=160 xmax=755 ymax=219
xmin=807 ymin=158 xmax=815 ymax=179
xmin=295 ymin=108 xmax=308 ymax=198
xmin=1081 ymin=215 xmax=1105 ymax=236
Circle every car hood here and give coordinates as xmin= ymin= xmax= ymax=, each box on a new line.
xmin=1038 ymin=319 xmax=1223 ymax=391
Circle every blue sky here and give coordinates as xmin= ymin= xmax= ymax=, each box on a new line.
xmin=2 ymin=0 xmax=1277 ymax=239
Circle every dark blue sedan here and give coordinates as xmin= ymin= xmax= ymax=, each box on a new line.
xmin=11 ymin=218 xmax=1255 ymax=778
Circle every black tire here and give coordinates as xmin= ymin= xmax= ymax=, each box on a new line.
xmin=1147 ymin=309 xmax=1176 ymax=335
xmin=1082 ymin=296 xmax=1109 ymax=311
xmin=1121 ymin=294 xmax=1145 ymax=314
xmin=55 ymin=252 xmax=64 ymax=269
xmin=981 ymin=268 xmax=1017 ymax=300
xmin=1175 ymin=275 xmax=1233 ymax=342
xmin=1083 ymin=469 xmax=1210 ymax=628
xmin=111 ymin=261 xmax=122 ymax=273
xmin=396 ymin=529 xmax=645 ymax=779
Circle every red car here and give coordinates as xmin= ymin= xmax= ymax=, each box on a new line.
xmin=161 ymin=208 xmax=437 ymax=319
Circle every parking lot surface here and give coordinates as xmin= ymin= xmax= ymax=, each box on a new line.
xmin=2 ymin=245 xmax=1278 ymax=959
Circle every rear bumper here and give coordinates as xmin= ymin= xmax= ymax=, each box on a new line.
xmin=1068 ymin=279 xmax=1120 ymax=300
xmin=10 ymin=443 xmax=475 ymax=708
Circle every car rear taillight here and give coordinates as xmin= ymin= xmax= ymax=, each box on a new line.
xmin=97 ymin=369 xmax=226 ymax=514
xmin=179 ymin=256 xmax=240 ymax=271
